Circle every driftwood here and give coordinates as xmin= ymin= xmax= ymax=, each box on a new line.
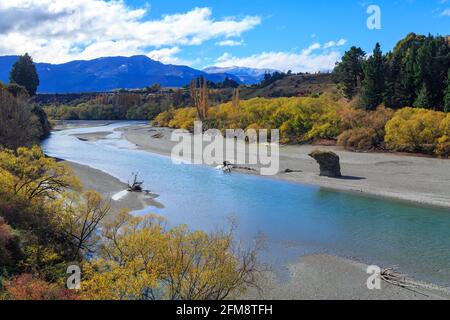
xmin=380 ymin=266 xmax=428 ymax=297
xmin=284 ymin=169 xmax=303 ymax=173
xmin=221 ymin=161 xmax=233 ymax=173
xmin=127 ymin=172 xmax=144 ymax=192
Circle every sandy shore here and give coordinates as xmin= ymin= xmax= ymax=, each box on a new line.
xmin=68 ymin=161 xmax=163 ymax=212
xmin=244 ymin=254 xmax=450 ymax=300
xmin=119 ymin=125 xmax=450 ymax=209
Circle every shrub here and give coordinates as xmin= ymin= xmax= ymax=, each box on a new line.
xmin=0 ymin=217 xmax=17 ymax=268
xmin=385 ymin=108 xmax=446 ymax=154
xmin=2 ymin=274 xmax=77 ymax=300
xmin=153 ymin=96 xmax=343 ymax=144
xmin=153 ymin=109 xmax=174 ymax=127
xmin=436 ymin=135 xmax=450 ymax=158
xmin=338 ymin=106 xmax=394 ymax=150
xmin=337 ymin=128 xmax=377 ymax=151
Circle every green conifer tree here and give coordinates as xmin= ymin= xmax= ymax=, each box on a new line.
xmin=360 ymin=43 xmax=385 ymax=110
xmin=445 ymin=69 xmax=450 ymax=113
xmin=414 ymin=83 xmax=433 ymax=108
xmin=9 ymin=53 xmax=40 ymax=96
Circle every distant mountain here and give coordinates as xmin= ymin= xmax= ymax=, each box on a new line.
xmin=203 ymin=66 xmax=279 ymax=85
xmin=0 ymin=55 xmax=242 ymax=93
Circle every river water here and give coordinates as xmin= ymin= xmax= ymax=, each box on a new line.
xmin=42 ymin=122 xmax=450 ymax=286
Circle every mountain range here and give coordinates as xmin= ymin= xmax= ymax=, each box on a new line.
xmin=0 ymin=55 xmax=274 ymax=93
xmin=203 ymin=66 xmax=278 ymax=84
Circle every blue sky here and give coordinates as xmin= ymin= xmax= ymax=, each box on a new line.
xmin=134 ymin=0 xmax=450 ymax=70
xmin=0 ymin=0 xmax=449 ymax=71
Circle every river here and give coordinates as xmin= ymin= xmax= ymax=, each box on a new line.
xmin=42 ymin=122 xmax=450 ymax=286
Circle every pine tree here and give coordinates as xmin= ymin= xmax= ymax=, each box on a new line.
xmin=332 ymin=47 xmax=366 ymax=99
xmin=383 ymin=53 xmax=401 ymax=108
xmin=414 ymin=83 xmax=433 ymax=108
xmin=445 ymin=69 xmax=450 ymax=113
xmin=360 ymin=43 xmax=385 ymax=110
xmin=9 ymin=53 xmax=40 ymax=96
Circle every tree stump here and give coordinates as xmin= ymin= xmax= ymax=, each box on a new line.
xmin=309 ymin=150 xmax=342 ymax=178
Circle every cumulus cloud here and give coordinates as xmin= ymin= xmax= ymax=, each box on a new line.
xmin=214 ymin=41 xmax=346 ymax=73
xmin=0 ymin=1 xmax=261 ymax=63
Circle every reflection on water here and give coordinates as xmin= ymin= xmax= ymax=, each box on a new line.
xmin=42 ymin=122 xmax=450 ymax=286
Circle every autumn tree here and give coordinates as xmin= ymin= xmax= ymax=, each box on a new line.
xmin=1 ymin=274 xmax=77 ymax=300
xmin=0 ymin=146 xmax=80 ymax=201
xmin=385 ymin=107 xmax=446 ymax=154
xmin=190 ymin=77 xmax=209 ymax=121
xmin=0 ymin=146 xmax=94 ymax=281
xmin=0 ymin=217 xmax=21 ymax=269
xmin=82 ymin=212 xmax=261 ymax=300
xmin=9 ymin=53 xmax=40 ymax=96
xmin=232 ymin=87 xmax=240 ymax=111
xmin=61 ymin=191 xmax=111 ymax=261
xmin=0 ymin=85 xmax=44 ymax=149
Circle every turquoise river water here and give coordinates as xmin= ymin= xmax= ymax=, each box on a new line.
xmin=42 ymin=122 xmax=450 ymax=286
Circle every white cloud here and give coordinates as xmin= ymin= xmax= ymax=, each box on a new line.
xmin=147 ymin=46 xmax=197 ymax=65
xmin=441 ymin=8 xmax=450 ymax=16
xmin=216 ymin=39 xmax=244 ymax=47
xmin=0 ymin=1 xmax=261 ymax=63
xmin=323 ymin=38 xmax=347 ymax=49
xmin=215 ymin=41 xmax=346 ymax=73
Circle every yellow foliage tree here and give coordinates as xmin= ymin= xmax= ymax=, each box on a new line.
xmin=0 ymin=146 xmax=80 ymax=201
xmin=60 ymin=190 xmax=111 ymax=260
xmin=154 ymin=95 xmax=343 ymax=144
xmin=0 ymin=146 xmax=110 ymax=280
xmin=385 ymin=108 xmax=446 ymax=154
xmin=81 ymin=211 xmax=261 ymax=300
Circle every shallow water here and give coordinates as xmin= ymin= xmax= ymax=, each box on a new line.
xmin=42 ymin=122 xmax=450 ymax=286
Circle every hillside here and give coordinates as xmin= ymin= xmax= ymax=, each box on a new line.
xmin=37 ymin=72 xmax=337 ymax=108
xmin=239 ymin=73 xmax=336 ymax=99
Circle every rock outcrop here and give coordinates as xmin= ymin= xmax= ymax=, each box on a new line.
xmin=309 ymin=150 xmax=342 ymax=178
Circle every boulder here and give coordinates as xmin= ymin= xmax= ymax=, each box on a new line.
xmin=309 ymin=150 xmax=342 ymax=178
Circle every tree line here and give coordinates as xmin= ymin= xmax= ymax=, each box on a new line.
xmin=333 ymin=33 xmax=450 ymax=112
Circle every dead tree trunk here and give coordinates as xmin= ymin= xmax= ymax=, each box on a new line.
xmin=127 ymin=172 xmax=144 ymax=192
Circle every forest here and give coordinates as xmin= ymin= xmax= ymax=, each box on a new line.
xmin=333 ymin=33 xmax=450 ymax=112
